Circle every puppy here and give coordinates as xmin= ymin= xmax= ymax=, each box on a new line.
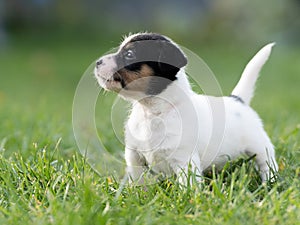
xmin=94 ymin=33 xmax=278 ymax=185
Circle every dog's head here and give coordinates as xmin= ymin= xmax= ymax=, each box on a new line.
xmin=94 ymin=33 xmax=187 ymax=97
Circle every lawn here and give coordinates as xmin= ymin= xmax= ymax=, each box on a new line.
xmin=0 ymin=33 xmax=299 ymax=225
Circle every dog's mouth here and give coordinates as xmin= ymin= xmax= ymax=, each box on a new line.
xmin=98 ymin=73 xmax=124 ymax=92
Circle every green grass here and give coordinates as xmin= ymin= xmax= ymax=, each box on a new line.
xmin=0 ymin=33 xmax=299 ymax=224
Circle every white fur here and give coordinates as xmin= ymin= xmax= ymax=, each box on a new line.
xmin=123 ymin=43 xmax=278 ymax=184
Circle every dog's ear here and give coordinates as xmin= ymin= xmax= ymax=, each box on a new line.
xmin=150 ymin=40 xmax=187 ymax=81
xmin=159 ymin=41 xmax=187 ymax=69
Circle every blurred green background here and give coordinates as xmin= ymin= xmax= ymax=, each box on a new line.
xmin=0 ymin=0 xmax=299 ymax=157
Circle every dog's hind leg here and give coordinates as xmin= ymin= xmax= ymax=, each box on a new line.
xmin=246 ymin=131 xmax=278 ymax=182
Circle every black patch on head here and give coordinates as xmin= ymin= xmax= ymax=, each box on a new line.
xmin=128 ymin=33 xmax=170 ymax=43
xmin=117 ymin=33 xmax=187 ymax=95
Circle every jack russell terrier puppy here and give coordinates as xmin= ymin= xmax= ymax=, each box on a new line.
xmin=94 ymin=33 xmax=278 ymax=185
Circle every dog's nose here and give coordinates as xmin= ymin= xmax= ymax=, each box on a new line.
xmin=96 ymin=59 xmax=103 ymax=67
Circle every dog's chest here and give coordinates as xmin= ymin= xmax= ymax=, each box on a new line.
xmin=125 ymin=106 xmax=182 ymax=153
xmin=126 ymin=108 xmax=183 ymax=174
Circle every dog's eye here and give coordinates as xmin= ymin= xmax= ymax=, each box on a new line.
xmin=124 ymin=50 xmax=135 ymax=60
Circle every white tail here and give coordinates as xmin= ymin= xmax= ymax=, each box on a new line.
xmin=231 ymin=43 xmax=275 ymax=105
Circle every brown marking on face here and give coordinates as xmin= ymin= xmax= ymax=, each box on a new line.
xmin=116 ymin=64 xmax=154 ymax=92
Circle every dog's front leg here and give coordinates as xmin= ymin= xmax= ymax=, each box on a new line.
xmin=125 ymin=147 xmax=147 ymax=184
xmin=173 ymin=154 xmax=203 ymax=187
